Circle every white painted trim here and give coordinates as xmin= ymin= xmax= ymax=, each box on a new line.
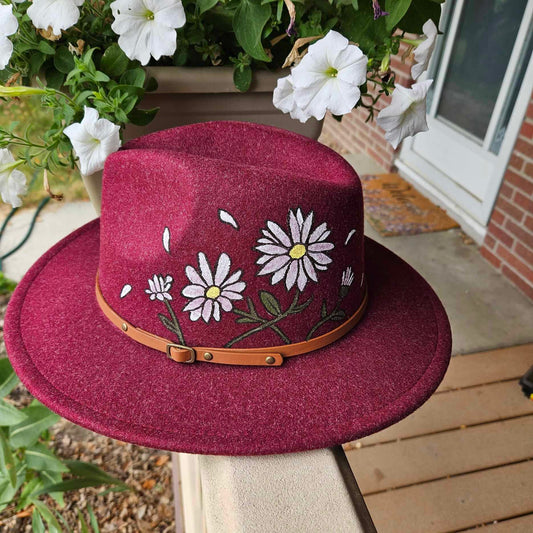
xmin=483 ymin=1 xmax=533 ymax=150
xmin=395 ymin=159 xmax=487 ymax=244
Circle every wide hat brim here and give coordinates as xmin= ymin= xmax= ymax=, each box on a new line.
xmin=5 ymin=219 xmax=451 ymax=455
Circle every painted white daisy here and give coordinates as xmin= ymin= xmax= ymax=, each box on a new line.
xmin=256 ymin=208 xmax=334 ymax=291
xmin=145 ymin=274 xmax=173 ymax=301
xmin=110 ymin=0 xmax=186 ymax=66
xmin=182 ymin=252 xmax=246 ymax=323
xmin=341 ymin=267 xmax=355 ymax=287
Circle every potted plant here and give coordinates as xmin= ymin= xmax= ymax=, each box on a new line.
xmin=0 ymin=0 xmax=442 ymax=211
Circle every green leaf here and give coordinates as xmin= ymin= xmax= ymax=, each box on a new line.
xmin=341 ymin=2 xmax=388 ymax=54
xmin=31 ymin=500 xmax=62 ymax=533
xmin=45 ymin=70 xmax=65 ymax=90
xmin=384 ymin=0 xmax=412 ymax=31
xmin=100 ymin=44 xmax=130 ymax=77
xmin=17 ymin=476 xmax=44 ymax=510
xmin=233 ymin=64 xmax=252 ymax=92
xmin=320 ymin=300 xmax=328 ymax=318
xmin=54 ymin=47 xmax=75 ymax=74
xmin=32 ymin=507 xmax=46 ymax=533
xmin=0 ymin=399 xmax=28 ymax=426
xmin=120 ymin=68 xmax=146 ymax=88
xmin=41 ymin=469 xmax=65 ymax=507
xmin=78 ymin=510 xmax=90 ymax=533
xmin=259 ymin=291 xmax=282 ymax=316
xmin=9 ymin=404 xmax=60 ymax=448
xmin=235 ymin=316 xmax=258 ymax=324
xmin=0 ymin=431 xmax=16 ymax=487
xmin=198 ymin=0 xmax=219 ymax=14
xmin=145 ymin=76 xmax=158 ymax=92
xmin=88 ymin=504 xmax=100 ymax=533
xmin=0 ymin=358 xmax=19 ymax=398
xmin=28 ymin=53 xmax=47 ymax=79
xmin=398 ymin=0 xmax=441 ymax=33
xmin=37 ymin=41 xmax=55 ymax=55
xmin=128 ymin=107 xmax=159 ymax=126
xmin=92 ymin=71 xmax=111 ymax=83
xmin=233 ymin=0 xmax=272 ymax=62
xmin=25 ymin=443 xmax=69 ymax=473
xmin=0 ymin=475 xmax=17 ymax=512
xmin=64 ymin=460 xmax=127 ymax=487
xmin=34 ymin=478 xmax=128 ymax=495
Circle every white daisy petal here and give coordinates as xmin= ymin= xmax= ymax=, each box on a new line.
xmin=303 ymin=256 xmax=318 ymax=282
xmin=308 ymin=242 xmax=334 ymax=252
xmin=271 ymin=263 xmax=290 ymax=285
xmin=267 ymin=221 xmax=291 ymax=247
xmin=255 ymin=244 xmax=288 ymax=255
xmin=214 ymin=253 xmax=231 ymax=286
xmin=198 ymin=252 xmax=214 ymax=285
xmin=222 ymin=281 xmax=246 ymax=293
xmin=189 ymin=308 xmax=202 ymax=321
xmin=221 ymin=290 xmax=244 ymax=301
xmin=345 ymin=229 xmax=356 ymax=245
xmin=222 ymin=270 xmax=242 ymax=287
xmin=218 ymin=296 xmax=233 ymax=312
xmin=308 ymin=222 xmax=328 ymax=243
xmin=285 ymin=260 xmax=298 ymax=290
xmin=163 ymin=227 xmax=170 ymax=253
xmin=300 ymin=211 xmax=314 ymax=243
xmin=258 ymin=255 xmax=291 ymax=276
xmin=120 ymin=284 xmax=132 ymax=298
xmin=185 ymin=265 xmax=207 ymax=287
xmin=183 ymin=297 xmax=205 ymax=312
xmin=218 ymin=209 xmax=239 ymax=230
xmin=181 ymin=285 xmax=205 ymax=298
xmin=297 ymin=262 xmax=308 ymax=291
xmin=212 ymin=301 xmax=221 ymax=322
xmin=202 ymin=299 xmax=213 ymax=322
xmin=309 ymin=252 xmax=333 ymax=265
xmin=288 ymin=210 xmax=301 ymax=242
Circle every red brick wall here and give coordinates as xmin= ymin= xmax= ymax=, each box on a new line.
xmin=322 ymin=43 xmax=415 ymax=170
xmin=481 ymin=93 xmax=533 ymax=300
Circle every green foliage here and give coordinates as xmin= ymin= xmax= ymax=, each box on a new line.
xmin=0 ymin=358 xmax=128 ymax=531
xmin=0 ymin=0 xmax=441 ymax=187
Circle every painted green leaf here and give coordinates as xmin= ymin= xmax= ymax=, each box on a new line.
xmin=9 ymin=404 xmax=60 ymax=449
xmin=0 ymin=399 xmax=28 ymax=426
xmin=260 ymin=291 xmax=282 ymax=316
xmin=100 ymin=44 xmax=130 ymax=78
xmin=321 ymin=300 xmax=328 ymax=318
xmin=233 ymin=0 xmax=272 ymax=62
xmin=0 ymin=358 xmax=19 ymax=398
xmin=384 ymin=0 xmax=412 ymax=31
xmin=331 ymin=310 xmax=347 ymax=321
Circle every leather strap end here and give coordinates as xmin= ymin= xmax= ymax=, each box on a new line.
xmin=168 ymin=346 xmax=284 ymax=366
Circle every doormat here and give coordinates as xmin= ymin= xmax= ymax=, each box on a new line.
xmin=361 ymin=173 xmax=459 ymax=236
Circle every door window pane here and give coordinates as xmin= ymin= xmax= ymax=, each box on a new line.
xmin=437 ymin=0 xmax=527 ymax=140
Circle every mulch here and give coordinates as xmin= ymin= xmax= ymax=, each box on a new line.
xmin=0 ymin=294 xmax=177 ymax=533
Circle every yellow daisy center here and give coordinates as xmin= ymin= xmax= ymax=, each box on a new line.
xmin=205 ymin=286 xmax=221 ymax=299
xmin=289 ymin=244 xmax=307 ymax=259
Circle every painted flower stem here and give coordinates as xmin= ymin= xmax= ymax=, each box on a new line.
xmin=306 ymin=303 xmax=341 ymax=341
xmin=163 ymin=299 xmax=185 ymax=345
xmin=226 ymin=290 xmax=310 ymax=348
xmin=233 ymin=308 xmax=291 ymax=344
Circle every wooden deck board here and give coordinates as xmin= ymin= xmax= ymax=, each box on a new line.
xmin=346 ymin=416 xmax=533 ymax=494
xmin=462 ymin=514 xmax=533 ymax=532
xmin=347 ymin=380 xmax=533 ymax=447
xmin=364 ymin=461 xmax=533 ymax=533
xmin=437 ymin=344 xmax=533 ymax=392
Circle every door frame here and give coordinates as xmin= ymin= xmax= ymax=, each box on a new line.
xmin=396 ymin=0 xmax=533 ymax=243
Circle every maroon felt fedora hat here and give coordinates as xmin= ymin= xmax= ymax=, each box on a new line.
xmin=4 ymin=121 xmax=451 ymax=455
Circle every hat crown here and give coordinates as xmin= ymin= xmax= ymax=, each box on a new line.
xmin=99 ymin=122 xmax=365 ymax=350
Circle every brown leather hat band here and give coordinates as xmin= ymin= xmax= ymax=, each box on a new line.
xmin=95 ymin=274 xmax=368 ymax=367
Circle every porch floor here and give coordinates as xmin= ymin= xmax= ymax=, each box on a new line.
xmin=344 ymin=343 xmax=533 ymax=533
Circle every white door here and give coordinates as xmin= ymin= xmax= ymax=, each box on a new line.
xmin=397 ymin=0 xmax=533 ymax=242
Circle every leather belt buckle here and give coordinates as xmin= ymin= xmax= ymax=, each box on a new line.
xmin=166 ymin=344 xmax=196 ymax=364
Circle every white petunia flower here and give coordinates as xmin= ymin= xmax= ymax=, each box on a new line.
xmin=256 ymin=208 xmax=334 ymax=292
xmin=27 ymin=0 xmax=84 ymax=35
xmin=281 ymin=31 xmax=368 ymax=122
xmin=110 ymin=0 xmax=186 ymax=66
xmin=411 ymin=19 xmax=438 ymax=80
xmin=0 ymin=5 xmax=18 ymax=70
xmin=0 ymin=149 xmax=27 ymax=208
xmin=376 ymin=80 xmax=433 ymax=149
xmin=272 ymin=75 xmax=309 ymax=123
xmin=145 ymin=274 xmax=173 ymax=301
xmin=64 ymin=107 xmax=121 ymax=176
xmin=182 ymin=252 xmax=246 ymax=323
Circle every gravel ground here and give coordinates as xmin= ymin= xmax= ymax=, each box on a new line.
xmin=0 ymin=293 xmax=177 ymax=532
